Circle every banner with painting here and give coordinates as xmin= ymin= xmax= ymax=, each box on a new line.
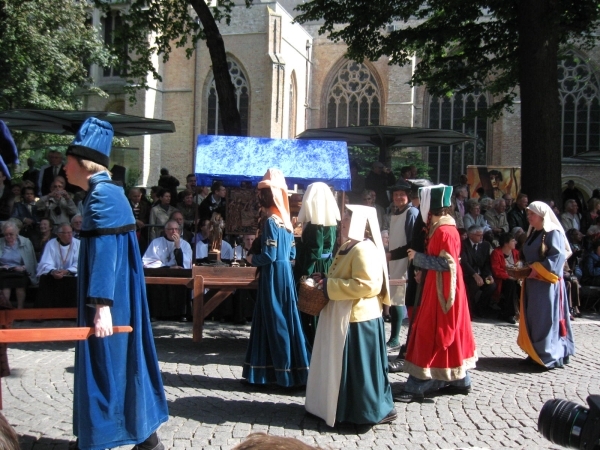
xmin=466 ymin=166 xmax=521 ymax=199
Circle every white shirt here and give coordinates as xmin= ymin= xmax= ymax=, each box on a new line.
xmin=142 ymin=237 xmax=192 ymax=268
xmin=37 ymin=238 xmax=80 ymax=277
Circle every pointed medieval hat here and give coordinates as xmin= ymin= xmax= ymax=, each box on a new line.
xmin=66 ymin=117 xmax=114 ymax=167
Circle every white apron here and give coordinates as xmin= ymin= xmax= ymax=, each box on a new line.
xmin=388 ymin=212 xmax=409 ymax=306
xmin=304 ymin=299 xmax=353 ymax=427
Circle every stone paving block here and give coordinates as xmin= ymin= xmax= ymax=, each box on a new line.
xmin=5 ymin=319 xmax=600 ymax=449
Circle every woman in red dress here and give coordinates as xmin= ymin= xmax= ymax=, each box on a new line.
xmin=395 ymin=185 xmax=477 ymax=403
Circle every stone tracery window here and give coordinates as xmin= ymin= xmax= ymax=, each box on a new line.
xmin=428 ymin=90 xmax=488 ymax=185
xmin=207 ymin=59 xmax=249 ymax=136
xmin=326 ymin=61 xmax=380 ymax=127
xmin=558 ymin=51 xmax=600 ymax=158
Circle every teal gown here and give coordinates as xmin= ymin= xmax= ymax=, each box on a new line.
xmin=242 ymin=215 xmax=311 ymax=386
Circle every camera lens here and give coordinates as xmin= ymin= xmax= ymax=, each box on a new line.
xmin=538 ymin=398 xmax=589 ymax=449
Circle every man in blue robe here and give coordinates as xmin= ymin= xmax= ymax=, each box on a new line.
xmin=64 ymin=118 xmax=168 ymax=450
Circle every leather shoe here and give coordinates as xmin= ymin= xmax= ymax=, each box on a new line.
xmin=393 ymin=391 xmax=424 ymax=403
xmin=378 ymin=408 xmax=397 ymax=424
xmin=388 ymin=359 xmax=404 ymax=373
xmin=439 ymin=384 xmax=471 ymax=395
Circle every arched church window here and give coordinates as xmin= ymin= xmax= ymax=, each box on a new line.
xmin=428 ymin=90 xmax=488 ymax=185
xmin=558 ymin=51 xmax=600 ymax=158
xmin=207 ymin=59 xmax=249 ymax=136
xmin=326 ymin=61 xmax=380 ymax=127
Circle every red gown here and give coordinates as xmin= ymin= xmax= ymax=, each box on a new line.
xmin=404 ymin=219 xmax=477 ymax=381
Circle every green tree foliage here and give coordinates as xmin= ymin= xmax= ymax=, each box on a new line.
xmin=99 ymin=0 xmax=257 ymax=136
xmin=0 ymin=0 xmax=111 ymax=111
xmin=294 ymin=0 xmax=600 ymax=202
xmin=349 ymin=146 xmax=431 ymax=179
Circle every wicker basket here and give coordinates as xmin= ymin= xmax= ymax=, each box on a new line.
xmin=507 ymin=265 xmax=532 ymax=280
xmin=297 ymin=276 xmax=329 ymax=316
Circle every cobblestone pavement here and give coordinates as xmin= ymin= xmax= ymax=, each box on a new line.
xmin=4 ymin=314 xmax=600 ymax=449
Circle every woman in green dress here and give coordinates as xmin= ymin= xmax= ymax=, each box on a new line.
xmin=294 ymin=182 xmax=340 ymax=346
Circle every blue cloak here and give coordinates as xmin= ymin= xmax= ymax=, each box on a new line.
xmin=242 ymin=215 xmax=311 ymax=386
xmin=73 ymin=172 xmax=168 ymax=450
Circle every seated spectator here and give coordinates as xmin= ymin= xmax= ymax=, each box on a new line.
xmin=460 ymin=225 xmax=496 ymax=318
xmin=11 ymin=186 xmax=39 ymax=237
xmin=30 ymin=218 xmax=56 ymax=261
xmin=10 ymin=182 xmax=22 ymax=203
xmin=129 ymin=187 xmax=151 ymax=253
xmin=581 ymin=240 xmax=600 ymax=286
xmin=176 ymin=189 xmax=199 ymax=232
xmin=148 ymin=188 xmax=177 ymax=241
xmin=507 ymin=193 xmax=529 ymax=231
xmin=143 ymin=220 xmax=192 ymax=269
xmin=233 ymin=234 xmax=256 ymax=264
xmin=457 ymin=227 xmax=468 ymax=241
xmin=563 ymin=261 xmax=581 ymax=318
xmin=485 ymin=198 xmax=509 ymax=239
xmin=142 ymin=219 xmax=192 ymax=320
xmin=67 ymin=215 xmax=81 ymax=239
xmin=582 ymin=197 xmax=600 ymax=233
xmin=157 ymin=168 xmax=180 ymax=206
xmin=169 ymin=210 xmax=193 ymax=244
xmin=479 ymin=197 xmax=493 ymax=215
xmin=560 ymin=199 xmax=582 ymax=231
xmin=149 ymin=186 xmax=161 ymax=206
xmin=0 ymin=221 xmax=37 ymax=309
xmin=35 ymin=177 xmax=77 ymax=229
xmin=565 ymin=228 xmax=584 ymax=277
xmin=463 ymin=199 xmax=492 ymax=234
xmin=35 ymin=224 xmax=79 ymax=307
xmin=192 ymin=219 xmax=212 ymax=246
xmin=0 ymin=173 xmax=15 ymax=222
xmin=490 ymin=233 xmax=520 ymax=324
xmin=198 ymin=181 xmax=227 ymax=222
xmin=511 ymin=226 xmax=527 ymax=252
xmin=362 ymin=189 xmax=387 ymax=230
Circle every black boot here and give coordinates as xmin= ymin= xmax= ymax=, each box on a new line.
xmin=132 ymin=432 xmax=164 ymax=450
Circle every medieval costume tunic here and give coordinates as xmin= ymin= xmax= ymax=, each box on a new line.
xmin=518 ymin=201 xmax=575 ymax=369
xmin=403 ymin=213 xmax=477 ymax=391
xmin=306 ymin=205 xmax=394 ymax=426
xmin=35 ymin=237 xmax=80 ymax=308
xmin=294 ymin=182 xmax=340 ymax=347
xmin=242 ymin=214 xmax=310 ymax=386
xmin=242 ymin=168 xmax=310 ymax=387
xmin=73 ymin=172 xmax=168 ymax=450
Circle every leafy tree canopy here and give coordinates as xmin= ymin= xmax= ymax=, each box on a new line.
xmin=98 ymin=0 xmax=256 ymax=135
xmin=295 ymin=0 xmax=600 ymax=120
xmin=0 ymin=0 xmax=112 ymax=111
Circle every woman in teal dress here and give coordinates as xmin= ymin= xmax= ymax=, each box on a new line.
xmin=243 ymin=169 xmax=310 ymax=387
xmin=294 ymin=182 xmax=340 ymax=346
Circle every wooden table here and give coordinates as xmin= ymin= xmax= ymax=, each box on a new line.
xmin=144 ymin=265 xmax=258 ymax=342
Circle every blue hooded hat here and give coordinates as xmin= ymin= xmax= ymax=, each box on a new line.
xmin=0 ymin=120 xmax=19 ymax=179
xmin=66 ymin=117 xmax=113 ymax=167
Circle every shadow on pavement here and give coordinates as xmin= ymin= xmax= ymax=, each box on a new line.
xmin=161 ymin=371 xmax=307 ymax=397
xmin=19 ymin=433 xmax=74 ymax=450
xmin=475 ymin=356 xmax=548 ymax=374
xmin=167 ymin=396 xmax=383 ymax=434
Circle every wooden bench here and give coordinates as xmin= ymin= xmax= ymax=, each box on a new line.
xmin=144 ymin=265 xmax=258 ymax=342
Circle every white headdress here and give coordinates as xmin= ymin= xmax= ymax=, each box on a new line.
xmin=527 ymin=201 xmax=572 ymax=258
xmin=297 ymin=182 xmax=340 ymax=227
xmin=345 ymin=204 xmax=390 ymax=305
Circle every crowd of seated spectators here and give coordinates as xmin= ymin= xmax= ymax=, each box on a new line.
xmin=0 ymin=157 xmax=237 ymax=314
xmin=446 ymin=179 xmax=600 ymax=321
